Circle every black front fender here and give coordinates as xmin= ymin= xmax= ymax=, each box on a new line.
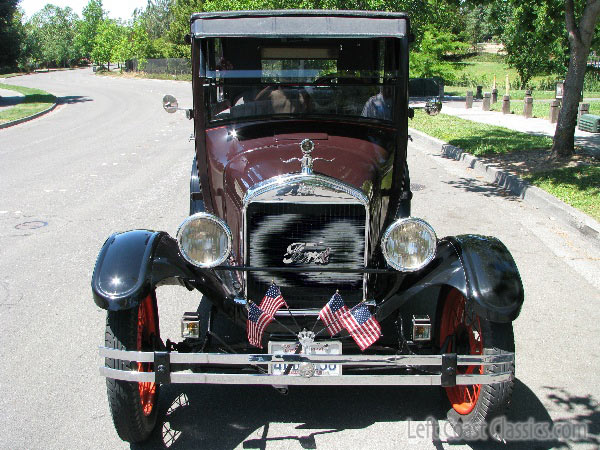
xmin=91 ymin=230 xmax=232 ymax=311
xmin=377 ymin=234 xmax=524 ymax=323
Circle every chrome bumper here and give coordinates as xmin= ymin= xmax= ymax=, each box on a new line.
xmin=99 ymin=347 xmax=514 ymax=386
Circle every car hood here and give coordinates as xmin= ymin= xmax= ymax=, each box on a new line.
xmin=205 ymin=124 xmax=395 ymax=212
xmin=203 ymin=121 xmax=396 ymax=263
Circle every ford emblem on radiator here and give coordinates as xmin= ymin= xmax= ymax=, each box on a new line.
xmin=283 ymin=242 xmax=331 ymax=265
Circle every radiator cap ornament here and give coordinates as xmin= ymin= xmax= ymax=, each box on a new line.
xmin=300 ymin=139 xmax=315 ymax=174
xmin=281 ymin=138 xmax=334 ymax=174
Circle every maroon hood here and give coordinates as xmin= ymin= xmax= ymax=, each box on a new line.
xmin=203 ymin=121 xmax=396 ymax=262
xmin=206 ymin=126 xmax=393 ymax=208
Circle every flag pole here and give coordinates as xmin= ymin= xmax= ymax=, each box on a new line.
xmin=274 ymin=281 xmax=302 ymax=332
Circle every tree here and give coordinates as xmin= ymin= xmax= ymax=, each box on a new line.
xmin=28 ymin=5 xmax=80 ymax=67
xmin=119 ymin=18 xmax=154 ymax=63
xmin=138 ymin=0 xmax=174 ymax=39
xmin=501 ymin=0 xmax=566 ymax=88
xmin=92 ymin=19 xmax=121 ymax=69
xmin=552 ymin=1 xmax=600 ymax=158
xmin=0 ymin=0 xmax=22 ymax=70
xmin=411 ymin=27 xmax=469 ymax=79
xmin=167 ymin=0 xmax=203 ymax=56
xmin=76 ymin=0 xmax=105 ymax=59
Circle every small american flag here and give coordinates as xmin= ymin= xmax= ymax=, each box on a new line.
xmin=247 ymin=302 xmax=272 ymax=348
xmin=259 ymin=283 xmax=287 ymax=318
xmin=341 ymin=303 xmax=381 ymax=351
xmin=318 ymin=292 xmax=350 ymax=336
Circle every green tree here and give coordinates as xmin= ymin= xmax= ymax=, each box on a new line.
xmin=75 ymin=0 xmax=106 ymax=59
xmin=92 ymin=19 xmax=121 ymax=69
xmin=411 ymin=26 xmax=469 ymax=79
xmin=501 ymin=0 xmax=566 ymax=88
xmin=167 ymin=0 xmax=203 ymax=56
xmin=0 ymin=0 xmax=23 ymax=70
xmin=138 ymin=0 xmax=174 ymax=39
xmin=128 ymin=19 xmax=155 ymax=62
xmin=28 ymin=5 xmax=80 ymax=67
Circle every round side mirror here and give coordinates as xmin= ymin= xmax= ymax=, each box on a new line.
xmin=163 ymin=95 xmax=178 ymax=113
xmin=425 ymin=99 xmax=442 ymax=116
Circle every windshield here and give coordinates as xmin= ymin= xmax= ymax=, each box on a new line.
xmin=204 ymin=38 xmax=400 ymax=124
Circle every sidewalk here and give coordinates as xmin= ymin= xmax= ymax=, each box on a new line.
xmin=441 ymin=99 xmax=600 ymax=157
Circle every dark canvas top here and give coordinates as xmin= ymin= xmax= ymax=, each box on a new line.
xmin=191 ymin=10 xmax=409 ymax=38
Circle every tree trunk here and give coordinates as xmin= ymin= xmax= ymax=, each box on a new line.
xmin=551 ymin=43 xmax=588 ymax=158
xmin=552 ymin=0 xmax=600 ymax=159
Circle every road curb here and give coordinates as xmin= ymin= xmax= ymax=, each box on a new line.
xmin=409 ymin=128 xmax=600 ymax=243
xmin=0 ymin=100 xmax=58 ymax=129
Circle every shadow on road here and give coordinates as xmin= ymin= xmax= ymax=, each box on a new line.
xmin=442 ymin=177 xmax=520 ymax=200
xmin=130 ymin=378 xmax=561 ymax=450
xmin=0 ymin=95 xmax=24 ymax=107
xmin=542 ymin=386 xmax=599 ymax=447
xmin=57 ymin=95 xmax=94 ymax=105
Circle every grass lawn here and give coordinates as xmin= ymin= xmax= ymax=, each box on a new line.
xmin=97 ymin=70 xmax=192 ymax=82
xmin=525 ymin=166 xmax=600 ymax=221
xmin=452 ymin=55 xmax=520 ymax=88
xmin=0 ymin=82 xmax=56 ymax=124
xmin=410 ymin=109 xmax=552 ymax=155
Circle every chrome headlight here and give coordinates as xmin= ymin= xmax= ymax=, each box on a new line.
xmin=177 ymin=213 xmax=232 ymax=268
xmin=382 ymin=218 xmax=437 ymax=272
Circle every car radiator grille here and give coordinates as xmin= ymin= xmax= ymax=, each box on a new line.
xmin=246 ymin=202 xmax=366 ymax=309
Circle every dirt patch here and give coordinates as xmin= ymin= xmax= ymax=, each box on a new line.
xmin=477 ymin=148 xmax=599 ymax=176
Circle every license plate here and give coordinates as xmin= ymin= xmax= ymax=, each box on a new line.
xmin=268 ymin=341 xmax=342 ymax=376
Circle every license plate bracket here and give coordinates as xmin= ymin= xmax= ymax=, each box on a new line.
xmin=268 ymin=341 xmax=342 ymax=376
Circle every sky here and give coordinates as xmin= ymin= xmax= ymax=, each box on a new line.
xmin=19 ymin=0 xmax=149 ymax=20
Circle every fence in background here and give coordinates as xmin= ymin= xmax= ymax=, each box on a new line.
xmin=126 ymin=58 xmax=191 ymax=75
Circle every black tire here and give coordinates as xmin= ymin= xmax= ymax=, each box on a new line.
xmin=105 ymin=293 xmax=160 ymax=443
xmin=438 ymin=289 xmax=515 ymax=440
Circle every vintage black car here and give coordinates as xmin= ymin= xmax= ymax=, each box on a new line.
xmin=92 ymin=10 xmax=523 ymax=443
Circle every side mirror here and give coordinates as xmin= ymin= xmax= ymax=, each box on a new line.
xmin=163 ymin=95 xmax=178 ymax=114
xmin=425 ymin=99 xmax=442 ymax=116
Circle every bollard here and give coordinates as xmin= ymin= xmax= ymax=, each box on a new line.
xmin=492 ymin=88 xmax=498 ymax=104
xmin=578 ymin=103 xmax=590 ymax=127
xmin=523 ymin=97 xmax=533 ymax=118
xmin=476 ymin=86 xmax=483 ymax=99
xmin=482 ymin=92 xmax=491 ymax=111
xmin=525 ymin=89 xmax=532 ymax=97
xmin=502 ymin=95 xmax=511 ymax=114
xmin=549 ymin=100 xmax=560 ymax=124
xmin=466 ymin=91 xmax=473 ymax=109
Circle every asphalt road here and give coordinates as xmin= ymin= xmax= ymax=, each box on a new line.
xmin=0 ymin=69 xmax=598 ymax=450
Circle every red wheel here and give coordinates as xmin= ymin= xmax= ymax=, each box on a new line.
xmin=137 ymin=294 xmax=158 ymax=416
xmin=105 ymin=292 xmax=161 ymax=442
xmin=439 ymin=289 xmax=483 ymax=415
xmin=438 ymin=288 xmax=515 ymax=439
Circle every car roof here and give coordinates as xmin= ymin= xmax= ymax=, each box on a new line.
xmin=190 ymin=10 xmax=409 ymax=39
